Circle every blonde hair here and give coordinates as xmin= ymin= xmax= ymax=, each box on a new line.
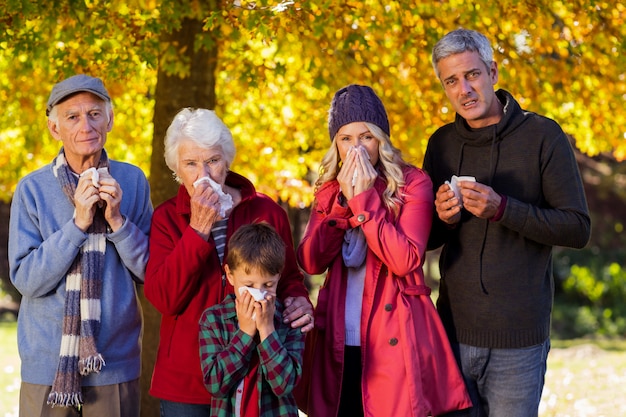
xmin=316 ymin=122 xmax=408 ymax=216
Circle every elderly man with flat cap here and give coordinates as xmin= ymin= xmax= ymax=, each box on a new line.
xmin=8 ymin=74 xmax=153 ymax=417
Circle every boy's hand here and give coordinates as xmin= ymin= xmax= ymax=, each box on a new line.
xmin=235 ymin=291 xmax=257 ymax=337
xmin=256 ymin=295 xmax=276 ymax=342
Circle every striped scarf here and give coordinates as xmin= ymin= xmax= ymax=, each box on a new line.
xmin=47 ymin=148 xmax=108 ymax=408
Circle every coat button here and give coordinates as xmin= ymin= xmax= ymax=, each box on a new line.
xmin=389 ymin=338 xmax=398 ymax=346
xmin=384 ymin=304 xmax=392 ymax=311
xmin=328 ymin=220 xmax=337 ymax=227
xmin=357 ymin=214 xmax=365 ymax=222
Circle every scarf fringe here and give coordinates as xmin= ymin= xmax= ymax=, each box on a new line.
xmin=47 ymin=391 xmax=83 ymax=408
xmin=79 ymin=354 xmax=106 ymax=375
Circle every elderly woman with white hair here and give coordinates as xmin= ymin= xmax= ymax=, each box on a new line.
xmin=144 ymin=108 xmax=313 ymax=417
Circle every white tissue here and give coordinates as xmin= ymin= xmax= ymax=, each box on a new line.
xmin=238 ymin=287 xmax=267 ymax=319
xmin=81 ymin=167 xmax=109 ymax=188
xmin=445 ymin=175 xmax=476 ymax=205
xmin=347 ymin=146 xmax=370 ymax=186
xmin=192 ymin=176 xmax=233 ymax=217
xmin=238 ymin=286 xmax=267 ymax=301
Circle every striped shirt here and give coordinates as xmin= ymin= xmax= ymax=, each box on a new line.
xmin=199 ymin=294 xmax=305 ymax=417
xmin=211 ymin=218 xmax=228 ymax=264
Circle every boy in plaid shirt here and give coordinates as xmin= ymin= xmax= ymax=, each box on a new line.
xmin=199 ymin=222 xmax=306 ymax=417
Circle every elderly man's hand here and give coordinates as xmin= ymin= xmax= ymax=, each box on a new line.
xmin=74 ymin=173 xmax=101 ymax=232
xmin=97 ymin=170 xmax=125 ymax=232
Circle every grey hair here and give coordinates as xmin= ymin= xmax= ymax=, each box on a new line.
xmin=432 ymin=28 xmax=494 ymax=79
xmin=47 ymin=100 xmax=113 ymax=124
xmin=164 ymin=108 xmax=236 ymax=182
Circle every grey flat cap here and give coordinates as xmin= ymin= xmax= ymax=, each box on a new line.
xmin=46 ymin=74 xmax=110 ymax=115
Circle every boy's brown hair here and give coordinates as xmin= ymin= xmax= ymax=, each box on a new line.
xmin=226 ymin=222 xmax=286 ymax=276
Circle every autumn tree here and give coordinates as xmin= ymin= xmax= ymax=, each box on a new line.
xmin=1 ymin=1 xmax=625 ymax=204
xmin=1 ymin=0 xmax=625 ymax=414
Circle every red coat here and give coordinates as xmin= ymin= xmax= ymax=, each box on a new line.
xmin=144 ymin=172 xmax=310 ymax=404
xmin=296 ymin=167 xmax=471 ymax=416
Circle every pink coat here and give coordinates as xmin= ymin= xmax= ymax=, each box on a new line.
xmin=296 ymin=167 xmax=471 ymax=416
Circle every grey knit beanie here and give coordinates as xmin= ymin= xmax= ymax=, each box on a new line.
xmin=328 ymin=84 xmax=390 ymax=141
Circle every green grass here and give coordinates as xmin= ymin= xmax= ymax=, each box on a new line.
xmin=0 ymin=320 xmax=19 ymax=417
xmin=541 ymin=338 xmax=626 ymax=416
xmin=1 ymin=317 xmax=624 ymax=417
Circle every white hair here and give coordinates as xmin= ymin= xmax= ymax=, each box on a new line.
xmin=164 ymin=108 xmax=236 ymax=179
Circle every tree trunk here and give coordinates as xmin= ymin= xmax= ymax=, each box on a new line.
xmin=141 ymin=14 xmax=218 ymax=417
xmin=0 ymin=200 xmax=21 ymax=307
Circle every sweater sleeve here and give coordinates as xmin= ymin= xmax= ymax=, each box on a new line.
xmin=498 ymin=130 xmax=590 ymax=248
xmin=106 ymin=165 xmax=153 ymax=282
xmin=422 ymin=133 xmax=454 ymax=251
xmin=9 ymin=176 xmax=86 ymax=297
xmin=144 ymin=202 xmax=220 ymax=316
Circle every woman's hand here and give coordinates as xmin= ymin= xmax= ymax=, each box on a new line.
xmin=353 ymin=146 xmax=377 ymax=195
xmin=337 ymin=146 xmax=358 ymax=200
xmin=282 ymin=296 xmax=314 ymax=333
xmin=189 ymin=182 xmax=222 ymax=240
xmin=337 ymin=146 xmax=376 ymax=200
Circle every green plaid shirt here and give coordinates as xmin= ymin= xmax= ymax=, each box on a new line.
xmin=199 ymin=294 xmax=305 ymax=417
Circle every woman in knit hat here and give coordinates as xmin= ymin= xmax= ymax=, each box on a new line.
xmin=295 ymin=85 xmax=471 ymax=416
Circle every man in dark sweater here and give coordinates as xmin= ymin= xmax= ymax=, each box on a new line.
xmin=423 ymin=29 xmax=591 ymax=417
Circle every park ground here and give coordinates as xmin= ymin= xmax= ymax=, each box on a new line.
xmin=1 ymin=319 xmax=625 ymax=417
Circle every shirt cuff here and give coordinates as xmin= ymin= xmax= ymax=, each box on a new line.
xmin=490 ymin=194 xmax=507 ymax=222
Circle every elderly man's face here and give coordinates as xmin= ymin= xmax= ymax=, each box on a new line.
xmin=47 ymin=92 xmax=113 ymax=171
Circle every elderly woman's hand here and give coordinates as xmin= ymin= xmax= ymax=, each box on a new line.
xmin=282 ymin=296 xmax=314 ymax=333
xmin=189 ymin=183 xmax=222 ymax=240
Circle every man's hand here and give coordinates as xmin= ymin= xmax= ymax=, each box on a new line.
xmin=434 ymin=182 xmax=462 ymax=225
xmin=74 ymin=174 xmax=101 ymax=232
xmin=458 ymin=181 xmax=501 ymax=219
xmin=97 ymin=170 xmax=124 ymax=231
